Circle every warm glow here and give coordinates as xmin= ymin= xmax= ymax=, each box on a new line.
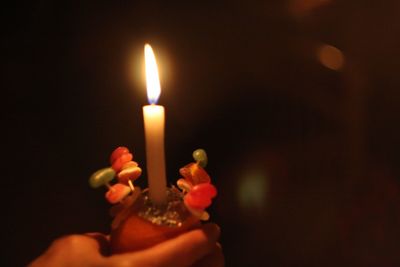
xmin=145 ymin=44 xmax=161 ymax=104
xmin=288 ymin=0 xmax=332 ymax=17
xmin=317 ymin=44 xmax=345 ymax=71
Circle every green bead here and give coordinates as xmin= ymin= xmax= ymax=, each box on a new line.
xmin=89 ymin=167 xmax=116 ymax=188
xmin=192 ymin=149 xmax=208 ymax=168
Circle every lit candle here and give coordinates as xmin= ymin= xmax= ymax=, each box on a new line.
xmin=143 ymin=44 xmax=167 ymax=205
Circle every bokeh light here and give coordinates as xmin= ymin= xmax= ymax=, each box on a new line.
xmin=237 ymin=169 xmax=270 ymax=214
xmin=317 ymin=44 xmax=345 ymax=71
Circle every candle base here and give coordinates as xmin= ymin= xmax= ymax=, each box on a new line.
xmin=110 ymin=187 xmax=199 ymax=253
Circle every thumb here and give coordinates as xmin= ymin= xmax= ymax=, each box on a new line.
xmin=84 ymin=232 xmax=111 ymax=256
xmin=29 ymin=234 xmax=108 ymax=267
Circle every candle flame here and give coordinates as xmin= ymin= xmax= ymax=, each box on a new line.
xmin=145 ymin=44 xmax=161 ymax=104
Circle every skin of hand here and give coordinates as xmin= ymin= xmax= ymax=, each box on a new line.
xmin=28 ymin=223 xmax=223 ymax=267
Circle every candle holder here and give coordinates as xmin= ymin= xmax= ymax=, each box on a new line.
xmin=110 ymin=187 xmax=199 ymax=253
xmin=89 ymin=147 xmax=217 ymax=254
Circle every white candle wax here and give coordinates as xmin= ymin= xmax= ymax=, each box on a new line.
xmin=143 ymin=104 xmax=167 ymax=205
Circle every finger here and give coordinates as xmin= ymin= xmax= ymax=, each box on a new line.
xmin=111 ymin=223 xmax=220 ymax=267
xmin=192 ymin=243 xmax=224 ymax=267
xmin=145 ymin=223 xmax=220 ymax=266
xmin=46 ymin=235 xmax=105 ymax=262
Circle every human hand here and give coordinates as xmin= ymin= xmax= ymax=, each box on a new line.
xmin=28 ymin=223 xmax=223 ymax=267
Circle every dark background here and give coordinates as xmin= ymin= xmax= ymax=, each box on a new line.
xmin=3 ymin=0 xmax=400 ymax=266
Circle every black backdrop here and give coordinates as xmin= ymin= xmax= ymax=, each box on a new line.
xmin=4 ymin=1 xmax=400 ymax=266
